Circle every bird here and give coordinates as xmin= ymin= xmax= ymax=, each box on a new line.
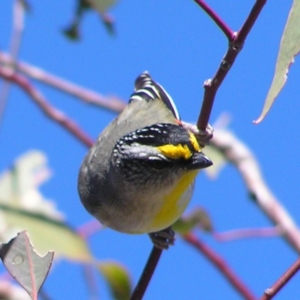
xmin=78 ymin=72 xmax=212 ymax=249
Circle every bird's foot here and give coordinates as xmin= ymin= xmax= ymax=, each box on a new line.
xmin=149 ymin=227 xmax=175 ymax=250
xmin=181 ymin=122 xmax=213 ymax=148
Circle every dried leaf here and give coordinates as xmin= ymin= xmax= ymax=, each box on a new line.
xmin=98 ymin=261 xmax=132 ymax=300
xmin=0 ymin=231 xmax=54 ymax=300
xmin=254 ymin=0 xmax=300 ymax=123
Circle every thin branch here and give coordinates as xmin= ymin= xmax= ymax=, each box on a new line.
xmin=214 ymin=227 xmax=281 ymax=242
xmin=211 ymin=129 xmax=300 ymax=253
xmin=195 ymin=0 xmax=267 ymax=130
xmin=183 ymin=232 xmax=256 ymax=300
xmin=0 ymin=0 xmax=25 ymax=124
xmin=77 ymin=220 xmax=103 ymax=239
xmin=0 ymin=66 xmax=94 ymax=148
xmin=0 ymin=52 xmax=126 ymax=113
xmin=130 ymin=247 xmax=163 ymax=300
xmin=82 ymin=265 xmax=99 ymax=300
xmin=260 ymin=257 xmax=300 ymax=300
xmin=194 ymin=0 xmax=233 ymax=39
xmin=237 ymin=0 xmax=267 ymax=43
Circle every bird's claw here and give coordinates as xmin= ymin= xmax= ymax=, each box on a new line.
xmin=149 ymin=227 xmax=175 ymax=250
xmin=181 ymin=122 xmax=213 ymax=148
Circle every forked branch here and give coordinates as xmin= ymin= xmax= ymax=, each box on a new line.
xmin=131 ymin=1 xmax=267 ymax=299
xmin=195 ymin=0 xmax=267 ymax=131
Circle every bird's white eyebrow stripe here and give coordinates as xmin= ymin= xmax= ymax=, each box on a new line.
xmin=129 ymin=72 xmax=180 ymax=120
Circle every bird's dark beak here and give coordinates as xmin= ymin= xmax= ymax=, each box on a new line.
xmin=187 ymin=152 xmax=212 ymax=170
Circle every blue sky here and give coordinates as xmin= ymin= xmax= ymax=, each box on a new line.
xmin=1 ymin=1 xmax=300 ymax=299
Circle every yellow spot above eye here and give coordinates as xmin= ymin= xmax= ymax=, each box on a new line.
xmin=189 ymin=132 xmax=201 ymax=152
xmin=157 ymin=132 xmax=201 ymax=160
xmin=157 ymin=144 xmax=192 ymax=160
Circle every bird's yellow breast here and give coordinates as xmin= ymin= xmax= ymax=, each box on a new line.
xmin=149 ymin=170 xmax=199 ymax=231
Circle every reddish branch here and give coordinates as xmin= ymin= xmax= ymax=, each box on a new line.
xmin=0 ymin=52 xmax=126 ymax=113
xmin=194 ymin=0 xmax=233 ymax=39
xmin=195 ymin=0 xmax=267 ymax=131
xmin=260 ymin=258 xmax=300 ymax=300
xmin=77 ymin=220 xmax=103 ymax=239
xmin=183 ymin=233 xmax=256 ymax=300
xmin=0 ymin=0 xmax=25 ymax=122
xmin=0 ymin=66 xmax=94 ymax=148
xmin=130 ymin=247 xmax=162 ymax=300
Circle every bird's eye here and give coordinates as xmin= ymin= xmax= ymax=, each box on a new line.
xmin=147 ymin=157 xmax=169 ymax=170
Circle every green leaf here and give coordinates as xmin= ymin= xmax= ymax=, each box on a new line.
xmin=173 ymin=207 xmax=213 ymax=234
xmin=0 ymin=151 xmax=91 ymax=262
xmin=86 ymin=0 xmax=118 ymax=14
xmin=98 ymin=261 xmax=132 ymax=300
xmin=63 ymin=0 xmax=118 ymax=40
xmin=0 ymin=204 xmax=91 ymax=262
xmin=254 ymin=0 xmax=300 ymax=123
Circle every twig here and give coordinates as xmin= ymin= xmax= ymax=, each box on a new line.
xmin=130 ymin=247 xmax=162 ymax=300
xmin=77 ymin=220 xmax=103 ymax=239
xmin=82 ymin=264 xmax=99 ymax=300
xmin=0 ymin=52 xmax=126 ymax=113
xmin=260 ymin=257 xmax=300 ymax=300
xmin=183 ymin=232 xmax=256 ymax=300
xmin=0 ymin=66 xmax=94 ymax=148
xmin=194 ymin=0 xmax=233 ymax=39
xmin=195 ymin=0 xmax=267 ymax=130
xmin=0 ymin=0 xmax=25 ymax=124
xmin=214 ymin=226 xmax=281 ymax=242
xmin=237 ymin=0 xmax=267 ymax=43
xmin=211 ymin=129 xmax=300 ymax=252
